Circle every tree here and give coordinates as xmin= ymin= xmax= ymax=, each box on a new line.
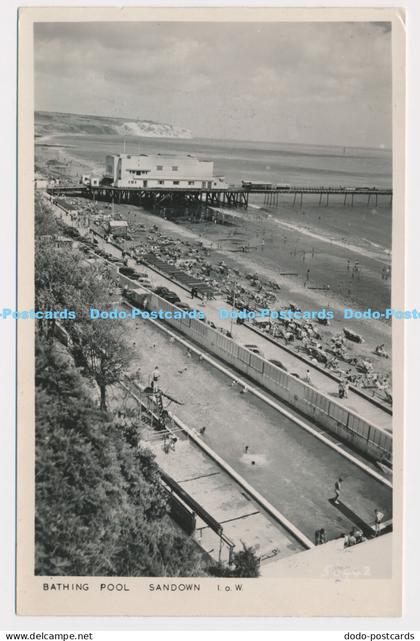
xmin=207 ymin=543 xmax=260 ymax=578
xmin=230 ymin=543 xmax=260 ymax=578
xmin=35 ymin=196 xmax=60 ymax=237
xmin=35 ymin=234 xmax=119 ymax=347
xmin=74 ymin=320 xmax=132 ymax=410
xmin=35 ymin=336 xmax=205 ymax=577
xmin=34 ymin=208 xmax=206 ymax=577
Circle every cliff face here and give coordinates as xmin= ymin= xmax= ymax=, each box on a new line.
xmin=35 ymin=111 xmax=193 ymax=139
xmin=114 ymin=120 xmax=191 ymax=138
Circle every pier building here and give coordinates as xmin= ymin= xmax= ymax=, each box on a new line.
xmin=104 ymin=152 xmax=226 ymax=190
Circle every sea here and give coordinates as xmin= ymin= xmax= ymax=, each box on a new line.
xmin=47 ymin=133 xmax=392 ymax=190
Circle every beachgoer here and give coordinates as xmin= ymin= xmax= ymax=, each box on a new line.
xmin=151 ymin=366 xmax=160 ymax=390
xmin=352 ymin=527 xmax=364 ymax=543
xmin=163 ymin=435 xmax=170 ymax=454
xmin=375 ymin=344 xmax=385 ymax=356
xmin=347 ymin=533 xmax=357 ymax=547
xmin=315 ymin=528 xmax=327 ymax=545
xmin=374 ymin=509 xmax=384 ymax=536
xmin=244 ymin=445 xmax=249 ymax=454
xmin=334 ymin=477 xmax=343 ymax=505
xmin=303 ymin=369 xmax=311 ymax=384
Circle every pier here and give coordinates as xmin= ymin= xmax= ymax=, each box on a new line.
xmin=47 ymin=184 xmax=250 ymax=208
xmin=46 ymin=184 xmax=393 ymax=210
xmin=263 ymin=186 xmax=392 ymax=208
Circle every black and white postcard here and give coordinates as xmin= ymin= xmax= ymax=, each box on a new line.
xmin=16 ymin=6 xmax=405 ymax=617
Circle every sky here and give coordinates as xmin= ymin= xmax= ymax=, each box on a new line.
xmin=34 ymin=21 xmax=392 ymax=147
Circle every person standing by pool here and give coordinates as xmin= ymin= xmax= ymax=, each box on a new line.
xmin=315 ymin=528 xmax=327 ymax=545
xmin=334 ymin=477 xmax=343 ymax=505
xmin=374 ymin=508 xmax=384 ymax=536
xmin=303 ymin=369 xmax=311 ymax=384
xmin=151 ymin=366 xmax=160 ymax=391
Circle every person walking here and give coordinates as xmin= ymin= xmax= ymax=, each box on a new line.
xmin=334 ymin=477 xmax=343 ymax=505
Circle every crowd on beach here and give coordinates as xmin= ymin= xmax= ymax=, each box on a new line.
xmin=123 ymin=220 xmax=392 ymax=404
